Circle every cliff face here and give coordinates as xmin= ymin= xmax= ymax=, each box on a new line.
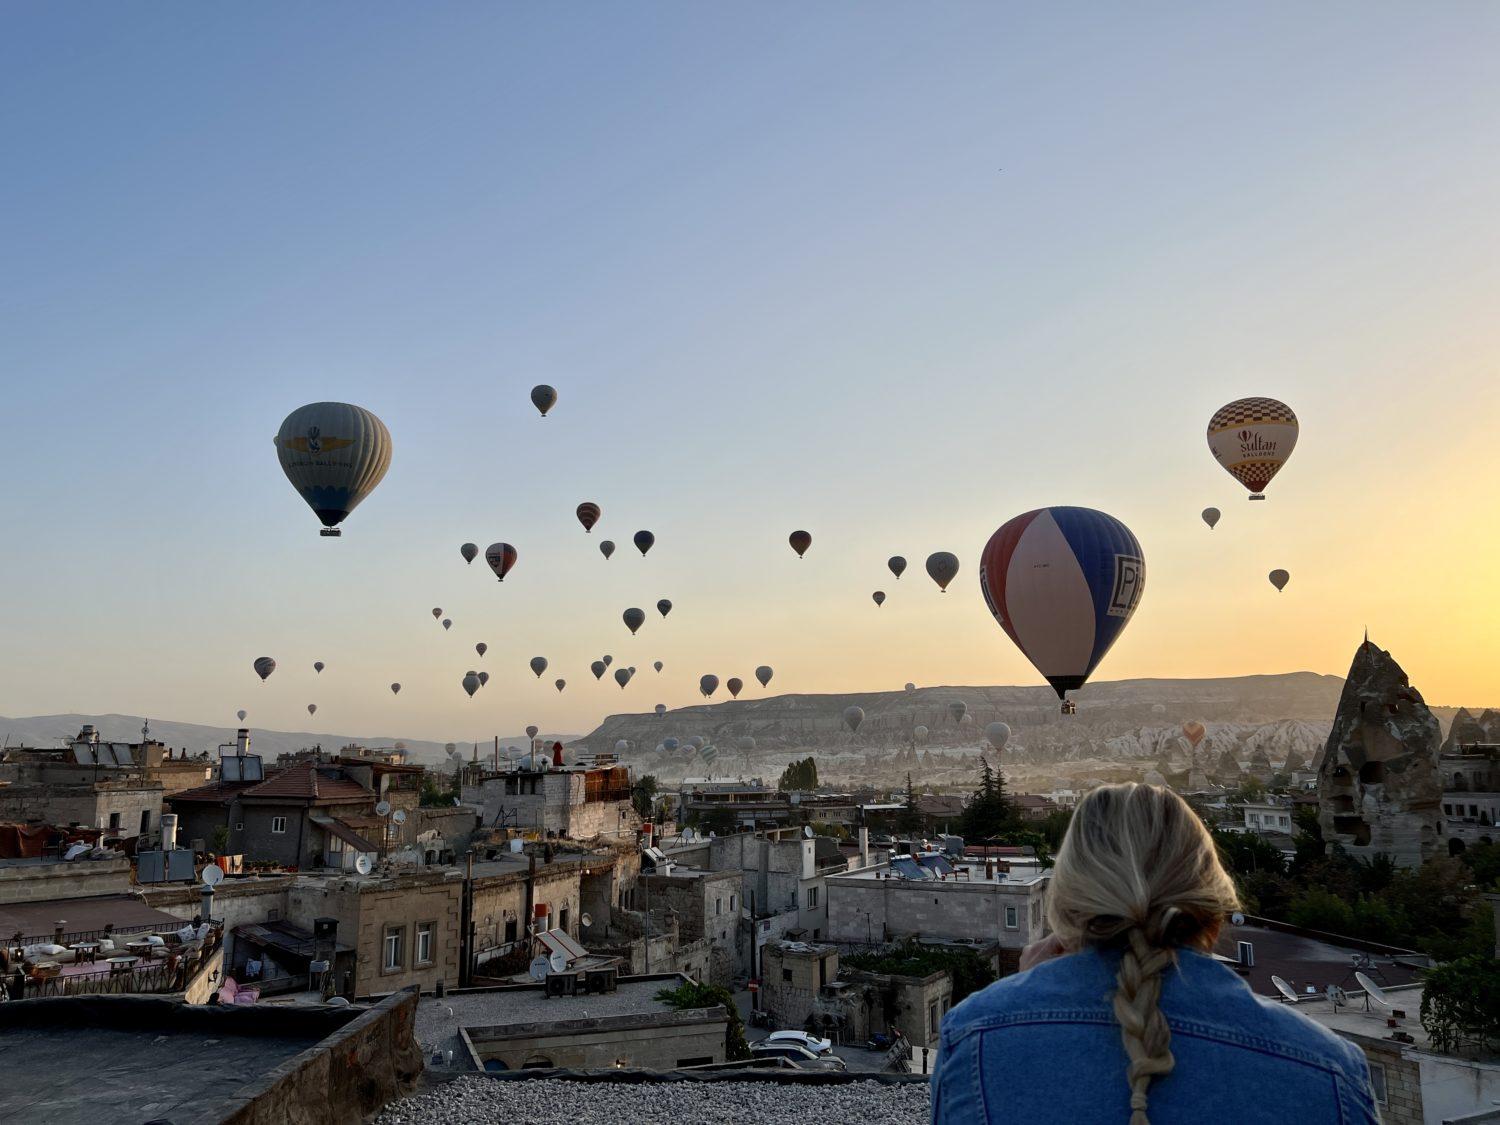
xmin=1442 ymin=707 xmax=1500 ymax=752
xmin=1317 ymin=640 xmax=1442 ymax=868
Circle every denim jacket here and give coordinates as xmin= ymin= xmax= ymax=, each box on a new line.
xmin=933 ymin=946 xmax=1380 ymax=1124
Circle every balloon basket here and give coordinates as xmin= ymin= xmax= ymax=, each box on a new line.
xmin=1248 ymin=494 xmax=1266 ymax=501
xmin=319 ymin=528 xmax=342 ymax=537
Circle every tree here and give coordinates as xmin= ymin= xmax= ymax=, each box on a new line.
xmin=1213 ymin=828 xmax=1288 ymax=878
xmin=632 ymin=774 xmax=659 ymax=820
xmin=959 ymin=761 xmax=1017 ymax=840
xmin=420 ymin=768 xmax=456 ymax=807
xmin=845 ymin=940 xmax=996 ymax=1006
xmin=656 ymin=980 xmax=750 ymax=1059
xmin=1422 ymin=955 xmax=1500 ymax=1054
xmin=210 ymin=825 xmax=230 ymax=855
xmin=896 ymin=772 xmax=923 ymax=832
xmin=778 ymin=757 xmax=818 ymax=791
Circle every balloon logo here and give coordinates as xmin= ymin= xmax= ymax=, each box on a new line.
xmin=274 ymin=402 xmax=392 ymax=537
xmin=1206 ymin=398 xmax=1298 ymax=500
xmin=576 ymin=502 xmax=601 ymax=533
xmin=980 ymin=506 xmax=1145 ymax=705
xmin=531 ymin=385 xmax=557 ymax=417
xmin=485 ymin=542 xmax=518 ymax=582
xmin=1201 ymin=508 xmax=1221 ymax=530
xmin=1269 ymin=569 xmax=1290 ymax=592
xmin=926 ymin=552 xmax=960 ymax=592
xmin=789 ymin=530 xmax=812 ymax=558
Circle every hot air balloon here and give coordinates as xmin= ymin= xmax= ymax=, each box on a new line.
xmin=633 ymin=530 xmax=655 ymax=556
xmin=307 ymin=704 xmax=317 ymax=715
xmin=614 ymin=739 xmax=630 ymax=754
xmin=739 ymin=736 xmax=757 ymax=752
xmin=313 ymin=661 xmax=324 ymax=674
xmin=985 ymin=722 xmax=1011 ymax=751
xmin=530 ymin=657 xmax=548 ymax=678
xmin=442 ymin=618 xmax=452 ymax=631
xmin=462 ymin=672 xmax=480 ymax=698
xmin=657 ymin=599 xmax=672 ymax=618
xmin=476 ymin=642 xmax=487 ymax=658
xmin=461 ymin=542 xmax=478 ymax=564
xmin=390 ymin=683 xmax=401 ymax=695
xmin=1201 ymin=508 xmax=1221 ymax=531
xmin=913 ymin=724 xmax=929 ymax=743
xmin=432 ymin=608 xmax=442 ymax=619
xmin=700 ymin=674 xmax=719 ymax=698
xmin=655 ymin=704 xmax=667 ymax=717
xmin=980 ymin=506 xmax=1145 ymax=711
xmin=663 ymin=736 xmax=679 ymax=751
xmin=526 ymin=725 xmax=539 ymax=740
xmin=236 ymin=709 xmax=247 ymax=721
xmin=755 ymin=666 xmax=773 ymax=688
xmin=274 ymin=402 xmax=392 ymax=536
xmin=872 ymin=591 xmax=885 ymax=607
xmin=689 ymin=736 xmax=706 ymax=750
xmin=623 ymin=608 xmax=645 ymax=635
xmin=576 ymin=502 xmax=600 ymax=533
xmin=1206 ymin=397 xmax=1299 ymax=499
xmin=485 ymin=542 xmax=518 ymax=582
xmin=600 ymin=540 xmax=616 ymax=560
xmin=1269 ymin=569 xmax=1290 ymax=592
xmin=948 ymin=701 xmax=967 ymax=724
xmin=602 ymin=655 xmax=613 ymax=667
xmin=478 ymin=671 xmax=490 ymax=686
xmin=843 ymin=706 xmax=864 ymax=733
xmin=727 ymin=677 xmax=743 ymax=698
xmin=614 ymin=667 xmax=632 ymax=688
xmin=654 ymin=661 xmax=664 ymax=673
xmin=253 ymin=657 xmax=276 ymax=682
xmin=889 ymin=556 xmax=907 ymax=579
xmin=531 ymin=385 xmax=557 ymax=417
xmin=1182 ymin=721 xmax=1206 ymax=748
xmin=1151 ymin=703 xmax=1167 ymax=715
xmin=788 ymin=530 xmax=812 ymax=558
xmin=555 ymin=679 xmax=566 ymax=693
xmin=926 ymin=551 xmax=960 ymax=592
xmin=904 ymin=683 xmax=916 ymax=693
xmin=591 ymin=660 xmax=606 ymax=680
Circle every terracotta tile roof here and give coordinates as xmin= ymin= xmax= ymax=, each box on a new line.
xmin=241 ymin=763 xmax=374 ymax=804
xmin=166 ymin=778 xmax=260 ymax=804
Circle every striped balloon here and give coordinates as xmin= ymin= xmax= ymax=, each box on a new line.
xmin=274 ymin=402 xmax=392 ymax=535
xmin=979 ymin=507 xmax=1145 ymax=700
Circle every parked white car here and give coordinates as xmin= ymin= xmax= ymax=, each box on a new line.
xmin=761 ymin=1030 xmax=834 ymax=1056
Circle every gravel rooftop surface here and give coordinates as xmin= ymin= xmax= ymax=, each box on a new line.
xmin=374 ymin=1076 xmax=930 ymax=1125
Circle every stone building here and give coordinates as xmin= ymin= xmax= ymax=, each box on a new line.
xmin=638 ymin=864 xmax=745 ymax=985
xmin=1317 ymin=639 xmax=1443 ymax=868
xmin=467 ymin=761 xmax=638 ymax=841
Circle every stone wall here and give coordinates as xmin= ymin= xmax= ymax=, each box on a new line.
xmin=825 ymin=873 xmax=1046 ymax=949
xmin=465 ymin=1006 xmax=728 ymax=1071
xmin=0 ymin=857 xmax=133 ymax=904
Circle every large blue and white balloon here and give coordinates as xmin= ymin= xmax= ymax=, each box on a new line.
xmin=274 ymin=402 xmax=392 ymax=536
xmin=979 ymin=506 xmax=1145 ymax=702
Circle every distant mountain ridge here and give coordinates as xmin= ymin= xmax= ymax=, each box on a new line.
xmin=0 ymin=713 xmax=576 ymax=767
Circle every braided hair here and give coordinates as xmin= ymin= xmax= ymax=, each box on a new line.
xmin=1045 ymin=784 xmax=1240 ymax=1125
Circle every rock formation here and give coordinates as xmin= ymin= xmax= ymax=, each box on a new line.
xmin=1317 ymin=639 xmax=1442 ymax=868
xmin=1442 ymin=707 xmax=1500 ymax=753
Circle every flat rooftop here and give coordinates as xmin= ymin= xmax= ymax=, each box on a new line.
xmin=1212 ymin=920 xmax=1424 ymax=999
xmin=829 ymin=861 xmax=1047 ymax=887
xmin=1292 ymin=984 xmax=1437 ymax=1050
xmin=416 ymin=976 xmax=688 ymax=1071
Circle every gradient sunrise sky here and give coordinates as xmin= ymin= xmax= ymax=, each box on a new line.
xmin=2 ymin=3 xmax=1497 ymax=741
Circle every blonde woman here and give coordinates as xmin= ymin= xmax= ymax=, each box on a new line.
xmin=932 ymin=783 xmax=1378 ymax=1124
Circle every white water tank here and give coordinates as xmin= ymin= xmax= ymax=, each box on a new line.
xmin=160 ymin=813 xmax=179 ymax=851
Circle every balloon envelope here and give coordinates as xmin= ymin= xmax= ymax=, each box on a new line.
xmin=603 ymin=655 xmax=613 ymax=667
xmin=727 ymin=677 xmax=743 ymax=698
xmin=985 ymin=721 xmax=1011 ymax=751
xmin=913 ymin=725 xmax=928 ymax=742
xmin=313 ymin=661 xmax=324 ymax=674
xmin=789 ymin=530 xmax=812 ymax=558
xmin=432 ymin=608 xmax=442 ymax=619
xmin=530 ymin=384 xmax=557 ymax=417
xmin=478 ymin=671 xmax=490 ymax=686
xmin=526 ymin=725 xmax=539 ymax=739
xmin=755 ymin=665 xmax=773 ymax=688
xmin=576 ymin=502 xmax=600 ymax=533
xmin=889 ymin=556 xmax=907 ymax=579
xmin=843 ymin=706 xmax=864 ymax=733
xmin=253 ymin=657 xmax=276 ymax=682
xmin=624 ymin=608 xmax=645 ymax=634
xmin=591 ymin=661 xmax=606 ymax=680
xmin=663 ymin=736 xmax=679 ymax=751
xmin=905 ymin=683 xmax=916 ymax=693
xmin=461 ymin=542 xmax=478 ymax=563
xmin=948 ymin=701 xmax=967 ymax=723
xmin=657 ymin=599 xmax=672 ymax=617
xmin=237 ymin=710 xmax=247 ymax=721
xmin=1182 ymin=721 xmax=1206 ymax=748
xmin=600 ymin=540 xmax=616 ymax=559
xmin=530 ymin=657 xmax=548 ymax=677
xmin=1207 ymin=397 xmax=1298 ymax=498
xmin=614 ymin=667 xmax=632 ymax=688
xmin=390 ymin=683 xmax=401 ymax=695
xmin=739 ymin=736 xmax=756 ymax=751
xmin=979 ymin=506 xmax=1145 ymax=699
xmin=655 ymin=704 xmax=667 ymax=716
xmin=485 ymin=542 xmax=518 ymax=582
xmin=555 ymin=679 xmax=566 ymax=692
xmin=462 ymin=672 xmax=480 ymax=698
xmin=307 ymin=704 xmax=317 ymax=715
xmin=442 ymin=618 xmax=452 ymax=631
xmin=633 ymin=530 xmax=655 ymax=556
xmin=476 ymin=643 xmax=487 ymax=657
xmin=872 ymin=591 xmax=885 ymax=607
xmin=274 ymin=402 xmax=392 ymax=534
xmin=926 ymin=552 xmax=960 ymax=592
xmin=699 ymin=674 xmax=719 ymax=698
xmin=1269 ymin=569 xmax=1290 ymax=591
xmin=1201 ymin=508 xmax=1221 ymax=530
xmin=654 ymin=661 xmax=664 ymax=673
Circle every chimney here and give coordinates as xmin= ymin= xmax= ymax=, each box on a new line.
xmin=858 ymin=827 xmax=870 ymax=868
xmin=160 ymin=813 xmax=179 ymax=851
xmin=235 ymin=728 xmax=251 ymax=756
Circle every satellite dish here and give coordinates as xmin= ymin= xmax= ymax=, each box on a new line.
xmin=580 ymin=912 xmax=593 ymax=927
xmin=682 ymin=828 xmax=695 ymax=842
xmin=708 ymin=831 xmax=716 ymax=839
xmin=202 ymin=864 xmax=225 ymax=887
xmin=354 ymin=854 xmax=373 ymax=875
xmin=509 ymin=839 xmax=524 ymax=853
xmin=325 ymin=996 xmax=351 ymax=1007
xmin=529 ymin=955 xmax=550 ymax=981
xmin=1230 ymin=911 xmax=1245 ymax=926
xmin=1355 ymin=971 xmax=1390 ymax=1007
xmin=375 ymin=800 xmax=392 ymax=817
xmin=803 ymin=826 xmax=813 ymax=838
xmin=392 ymin=809 xmax=407 ymax=824
xmin=1270 ymin=975 xmax=1299 ymax=1004
xmin=549 ymin=951 xmax=569 ymax=973
xmin=1326 ymin=985 xmax=1349 ymax=1009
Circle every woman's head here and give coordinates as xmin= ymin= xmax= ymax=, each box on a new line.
xmin=1045 ymin=783 xmax=1239 ymax=1125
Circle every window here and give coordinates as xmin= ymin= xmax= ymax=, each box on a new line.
xmin=271 ymin=816 xmax=288 ymax=834
xmin=782 ymin=968 xmax=793 ymax=982
xmin=1367 ymin=1061 xmax=1387 ymax=1106
xmin=715 ymin=898 xmax=722 ymax=916
xmin=108 ymin=812 xmax=121 ymax=830
xmin=806 ymin=887 xmax=818 ymax=909
xmin=383 ymin=925 xmax=404 ymax=971
xmin=1005 ymin=905 xmax=1019 ymax=929
xmin=929 ymin=1001 xmax=939 ymax=1036
xmin=504 ymin=918 xmax=518 ymax=944
xmin=415 ymin=923 xmax=433 ymax=966
xmin=559 ymin=908 xmax=570 ymax=933
xmin=730 ymin=895 xmax=737 ymax=912
xmin=139 ymin=810 xmax=152 ymax=834
xmin=235 ymin=822 xmax=244 ymax=832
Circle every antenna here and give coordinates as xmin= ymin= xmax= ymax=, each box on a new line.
xmin=549 ymin=950 xmax=569 ymax=973
xmin=202 ymin=864 xmax=225 ymax=887
xmin=354 ymin=854 xmax=373 ymax=875
xmin=529 ymin=955 xmax=550 ymax=981
xmin=1271 ymin=975 xmax=1299 ymax=1004
xmin=1355 ymin=971 xmax=1390 ymax=1009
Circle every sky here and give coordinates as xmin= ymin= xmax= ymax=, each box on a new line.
xmin=1 ymin=3 xmax=1498 ymax=743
